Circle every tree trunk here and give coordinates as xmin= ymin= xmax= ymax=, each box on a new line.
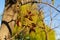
xmin=0 ymin=0 xmax=18 ymax=40
xmin=0 ymin=0 xmax=35 ymax=40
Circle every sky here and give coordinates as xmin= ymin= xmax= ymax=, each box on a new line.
xmin=44 ymin=0 xmax=60 ymax=39
xmin=0 ymin=0 xmax=5 ymax=25
xmin=43 ymin=0 xmax=60 ymax=39
xmin=0 ymin=0 xmax=60 ymax=40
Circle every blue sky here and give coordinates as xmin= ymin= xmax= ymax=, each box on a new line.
xmin=0 ymin=0 xmax=5 ymax=25
xmin=42 ymin=0 xmax=60 ymax=39
xmin=0 ymin=0 xmax=5 ymax=14
xmin=0 ymin=0 xmax=60 ymax=40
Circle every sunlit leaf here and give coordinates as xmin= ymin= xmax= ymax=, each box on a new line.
xmin=13 ymin=2 xmax=56 ymax=40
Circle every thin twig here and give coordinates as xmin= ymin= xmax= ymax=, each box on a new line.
xmin=20 ymin=1 xmax=60 ymax=13
xmin=48 ymin=25 xmax=60 ymax=32
xmin=50 ymin=8 xmax=52 ymax=28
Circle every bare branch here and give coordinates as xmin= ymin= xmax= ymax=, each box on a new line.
xmin=50 ymin=8 xmax=53 ymax=28
xmin=20 ymin=1 xmax=60 ymax=13
xmin=48 ymin=25 xmax=60 ymax=32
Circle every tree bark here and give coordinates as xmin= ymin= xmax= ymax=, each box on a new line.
xmin=0 ymin=0 xmax=18 ymax=40
xmin=0 ymin=0 xmax=35 ymax=40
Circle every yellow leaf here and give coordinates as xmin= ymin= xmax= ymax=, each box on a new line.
xmin=51 ymin=0 xmax=54 ymax=5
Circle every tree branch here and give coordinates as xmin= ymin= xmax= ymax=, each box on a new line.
xmin=20 ymin=1 xmax=60 ymax=13
xmin=48 ymin=25 xmax=60 ymax=32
